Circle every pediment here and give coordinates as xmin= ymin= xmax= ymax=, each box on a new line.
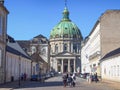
xmin=56 ymin=51 xmax=75 ymax=56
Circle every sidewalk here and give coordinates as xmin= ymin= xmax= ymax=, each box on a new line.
xmin=101 ymin=79 xmax=120 ymax=89
xmin=0 ymin=80 xmax=30 ymax=90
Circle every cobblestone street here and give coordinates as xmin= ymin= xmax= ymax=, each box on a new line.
xmin=0 ymin=76 xmax=120 ymax=90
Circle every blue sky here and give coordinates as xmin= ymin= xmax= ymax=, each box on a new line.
xmin=5 ymin=0 xmax=120 ymax=40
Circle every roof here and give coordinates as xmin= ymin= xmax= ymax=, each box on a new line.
xmin=0 ymin=3 xmax=9 ymax=14
xmin=31 ymin=52 xmax=47 ymax=64
xmin=7 ymin=42 xmax=31 ymax=60
xmin=101 ymin=47 xmax=120 ymax=61
xmin=50 ymin=7 xmax=83 ymax=39
xmin=33 ymin=34 xmax=46 ymax=39
xmin=17 ymin=40 xmax=31 ymax=52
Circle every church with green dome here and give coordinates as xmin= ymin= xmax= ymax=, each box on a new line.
xmin=49 ymin=6 xmax=83 ymax=73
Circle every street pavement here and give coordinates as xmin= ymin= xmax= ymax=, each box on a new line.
xmin=0 ymin=75 xmax=120 ymax=90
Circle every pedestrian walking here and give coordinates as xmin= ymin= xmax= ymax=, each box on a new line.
xmin=71 ymin=73 xmax=76 ymax=87
xmin=94 ymin=72 xmax=98 ymax=83
xmin=62 ymin=73 xmax=67 ymax=87
xmin=67 ymin=74 xmax=73 ymax=86
xmin=88 ymin=73 xmax=92 ymax=84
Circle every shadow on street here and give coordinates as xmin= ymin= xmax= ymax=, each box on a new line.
xmin=0 ymin=80 xmax=63 ymax=89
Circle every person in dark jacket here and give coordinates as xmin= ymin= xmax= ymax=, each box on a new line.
xmin=94 ymin=72 xmax=98 ymax=83
xmin=62 ymin=73 xmax=67 ymax=87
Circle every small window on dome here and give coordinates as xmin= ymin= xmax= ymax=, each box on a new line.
xmin=63 ymin=34 xmax=68 ymax=38
xmin=65 ymin=27 xmax=67 ymax=29
xmin=55 ymin=34 xmax=59 ymax=38
xmin=57 ymin=28 xmax=59 ymax=30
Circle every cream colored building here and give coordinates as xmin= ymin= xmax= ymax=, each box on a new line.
xmin=6 ymin=41 xmax=32 ymax=82
xmin=17 ymin=34 xmax=49 ymax=74
xmin=0 ymin=2 xmax=9 ymax=84
xmin=49 ymin=7 xmax=83 ymax=73
xmin=81 ymin=10 xmax=120 ymax=77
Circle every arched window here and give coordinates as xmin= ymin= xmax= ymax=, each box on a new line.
xmin=55 ymin=44 xmax=58 ymax=53
xmin=64 ymin=44 xmax=67 ymax=51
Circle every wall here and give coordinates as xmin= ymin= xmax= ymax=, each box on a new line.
xmin=6 ymin=52 xmax=31 ymax=82
xmin=100 ymin=10 xmax=120 ymax=58
xmin=101 ymin=55 xmax=120 ymax=82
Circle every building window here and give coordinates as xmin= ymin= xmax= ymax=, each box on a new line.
xmin=31 ymin=46 xmax=36 ymax=54
xmin=64 ymin=44 xmax=67 ymax=51
xmin=41 ymin=48 xmax=46 ymax=56
xmin=55 ymin=44 xmax=58 ymax=53
xmin=117 ymin=65 xmax=119 ymax=76
xmin=63 ymin=34 xmax=68 ymax=38
xmin=55 ymin=34 xmax=59 ymax=38
xmin=114 ymin=66 xmax=116 ymax=76
xmin=73 ymin=44 xmax=77 ymax=53
xmin=57 ymin=60 xmax=61 ymax=64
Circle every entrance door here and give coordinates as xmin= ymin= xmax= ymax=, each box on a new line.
xmin=63 ymin=59 xmax=68 ymax=73
xmin=64 ymin=65 xmax=68 ymax=73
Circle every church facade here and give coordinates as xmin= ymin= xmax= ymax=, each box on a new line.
xmin=49 ymin=7 xmax=83 ymax=73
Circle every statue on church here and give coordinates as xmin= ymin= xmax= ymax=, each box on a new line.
xmin=0 ymin=0 xmax=4 ymax=4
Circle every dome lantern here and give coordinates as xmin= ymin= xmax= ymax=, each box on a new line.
xmin=61 ymin=7 xmax=71 ymax=22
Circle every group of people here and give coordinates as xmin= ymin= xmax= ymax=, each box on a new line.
xmin=87 ymin=72 xmax=98 ymax=83
xmin=62 ymin=73 xmax=76 ymax=87
xmin=21 ymin=73 xmax=27 ymax=81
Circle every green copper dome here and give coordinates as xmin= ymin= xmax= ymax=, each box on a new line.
xmin=50 ymin=7 xmax=82 ymax=39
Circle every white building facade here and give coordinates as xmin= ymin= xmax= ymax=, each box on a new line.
xmin=81 ymin=22 xmax=101 ymax=75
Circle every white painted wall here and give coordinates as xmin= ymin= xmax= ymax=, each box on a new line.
xmin=6 ymin=52 xmax=32 ymax=82
xmin=101 ymin=56 xmax=120 ymax=82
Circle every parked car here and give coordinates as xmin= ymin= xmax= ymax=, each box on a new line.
xmin=80 ymin=73 xmax=89 ymax=79
xmin=30 ymin=75 xmax=41 ymax=81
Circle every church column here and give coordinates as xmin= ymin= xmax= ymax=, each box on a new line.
xmin=71 ymin=43 xmax=73 ymax=53
xmin=68 ymin=42 xmax=70 ymax=52
xmin=74 ymin=58 xmax=76 ymax=73
xmin=68 ymin=59 xmax=70 ymax=72
xmin=61 ymin=59 xmax=63 ymax=73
